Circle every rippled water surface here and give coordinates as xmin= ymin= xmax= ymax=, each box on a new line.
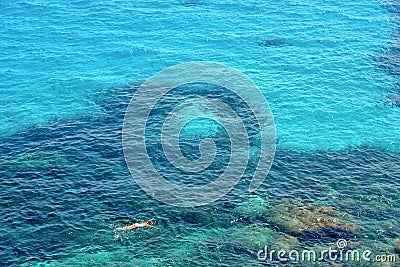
xmin=1 ymin=0 xmax=400 ymax=266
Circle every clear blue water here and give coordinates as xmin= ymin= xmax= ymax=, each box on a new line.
xmin=1 ymin=0 xmax=400 ymax=266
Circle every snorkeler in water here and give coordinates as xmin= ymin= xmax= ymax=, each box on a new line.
xmin=115 ymin=219 xmax=159 ymax=231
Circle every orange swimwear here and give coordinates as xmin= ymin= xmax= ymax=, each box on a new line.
xmin=116 ymin=219 xmax=158 ymax=231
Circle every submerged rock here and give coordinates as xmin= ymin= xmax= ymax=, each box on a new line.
xmin=232 ymin=196 xmax=268 ymax=220
xmin=274 ymin=232 xmax=299 ymax=251
xmin=264 ymin=199 xmax=360 ymax=237
xmin=227 ymin=224 xmax=299 ymax=253
xmin=394 ymin=238 xmax=400 ymax=254
xmin=228 ymin=224 xmax=277 ymax=250
xmin=5 ymin=150 xmax=68 ymax=168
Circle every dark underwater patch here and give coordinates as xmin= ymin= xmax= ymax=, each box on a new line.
xmin=382 ymin=82 xmax=400 ymax=107
xmin=376 ymin=2 xmax=400 ymax=107
xmin=257 ymin=36 xmax=292 ymax=47
xmin=144 ymin=83 xmax=262 ymax=187
xmin=181 ymin=0 xmax=199 ymax=7
xmin=297 ymin=228 xmax=357 ymax=247
xmin=376 ymin=43 xmax=400 ymax=76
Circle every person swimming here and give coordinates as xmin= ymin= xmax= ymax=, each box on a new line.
xmin=115 ymin=219 xmax=159 ymax=231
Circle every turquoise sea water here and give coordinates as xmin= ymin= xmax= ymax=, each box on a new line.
xmin=1 ymin=0 xmax=400 ymax=266
xmin=1 ymin=0 xmax=399 ymax=151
